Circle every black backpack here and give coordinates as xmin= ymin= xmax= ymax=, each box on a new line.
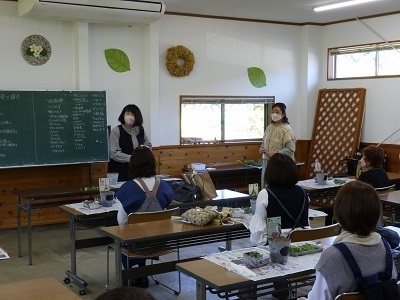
xmin=333 ymin=241 xmax=400 ymax=300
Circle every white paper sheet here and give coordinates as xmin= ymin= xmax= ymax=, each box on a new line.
xmin=0 ymin=247 xmax=10 ymax=259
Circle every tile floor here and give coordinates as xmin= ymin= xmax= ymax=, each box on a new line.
xmin=0 ymin=223 xmax=311 ymax=299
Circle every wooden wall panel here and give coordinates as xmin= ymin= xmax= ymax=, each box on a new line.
xmin=1 ymin=140 xmax=399 ymax=229
xmin=155 ymin=143 xmax=261 ymax=178
xmin=0 ymin=163 xmax=105 ymax=229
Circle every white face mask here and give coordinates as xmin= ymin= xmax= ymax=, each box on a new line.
xmin=360 ymin=157 xmax=366 ymax=168
xmin=271 ymin=113 xmax=282 ymax=122
xmin=124 ymin=115 xmax=135 ymax=126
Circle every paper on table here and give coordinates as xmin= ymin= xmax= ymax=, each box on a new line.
xmin=0 ymin=247 xmax=10 ymax=259
xmin=65 ymin=200 xmax=120 ymax=215
xmin=297 ymin=178 xmax=354 ymax=190
xmin=203 ymin=246 xmax=323 ymax=281
xmin=227 ymin=261 xmax=257 ymax=277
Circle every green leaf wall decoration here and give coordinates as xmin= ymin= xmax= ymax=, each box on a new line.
xmin=105 ymin=49 xmax=131 ymax=73
xmin=247 ymin=67 xmax=266 ymax=88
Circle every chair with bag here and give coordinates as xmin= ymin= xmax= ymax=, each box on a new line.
xmin=106 ymin=207 xmax=181 ymax=295
xmin=182 ymin=170 xmax=218 ymax=200
xmin=333 ymin=239 xmax=400 ymax=300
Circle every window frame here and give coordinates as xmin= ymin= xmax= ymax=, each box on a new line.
xmin=180 ymin=95 xmax=275 ymax=144
xmin=327 ymin=40 xmax=400 ymax=80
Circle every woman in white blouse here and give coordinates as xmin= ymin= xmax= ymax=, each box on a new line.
xmin=249 ymin=153 xmax=310 ymax=300
xmin=250 ymin=153 xmax=310 ymax=246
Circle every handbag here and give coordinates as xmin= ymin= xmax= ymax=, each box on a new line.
xmin=376 ymin=226 xmax=400 ymax=249
xmin=165 ymin=180 xmax=198 ymax=203
xmin=181 ymin=207 xmax=219 ymax=226
xmin=182 ymin=170 xmax=218 ymax=200
xmin=338 ymin=149 xmax=362 ymax=177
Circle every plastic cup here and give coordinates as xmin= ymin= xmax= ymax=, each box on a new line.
xmin=269 ymin=238 xmax=291 ymax=264
xmin=315 ymin=173 xmax=327 ymax=185
xmin=100 ymin=191 xmax=115 ymax=207
xmin=107 ymin=173 xmax=118 ymax=185
xmin=250 ymin=199 xmax=257 ymax=215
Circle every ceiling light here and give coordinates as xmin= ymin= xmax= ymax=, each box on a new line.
xmin=314 ymin=0 xmax=378 ymax=12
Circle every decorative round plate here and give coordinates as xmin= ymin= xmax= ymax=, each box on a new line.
xmin=21 ymin=34 xmax=52 ymax=66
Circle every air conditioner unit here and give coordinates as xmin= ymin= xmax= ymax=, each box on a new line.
xmin=18 ymin=0 xmax=166 ymax=25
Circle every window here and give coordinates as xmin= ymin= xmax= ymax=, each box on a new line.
xmin=328 ymin=40 xmax=400 ymax=80
xmin=180 ymin=96 xmax=275 ymax=144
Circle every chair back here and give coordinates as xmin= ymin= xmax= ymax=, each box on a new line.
xmin=290 ymin=223 xmax=342 ymax=242
xmin=375 ymin=184 xmax=396 ymax=194
xmin=128 ymin=207 xmax=180 ymax=224
xmin=334 ymin=292 xmax=366 ymax=300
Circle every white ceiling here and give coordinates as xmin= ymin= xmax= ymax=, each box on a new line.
xmin=164 ymin=0 xmax=400 ymax=24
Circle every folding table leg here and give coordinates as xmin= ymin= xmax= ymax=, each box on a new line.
xmin=196 ymin=281 xmax=206 ymax=300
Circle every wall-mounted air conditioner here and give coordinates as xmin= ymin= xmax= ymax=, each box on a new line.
xmin=18 ymin=0 xmax=166 ymax=25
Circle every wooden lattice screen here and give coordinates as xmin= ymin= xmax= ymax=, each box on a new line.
xmin=306 ymin=88 xmax=366 ymax=179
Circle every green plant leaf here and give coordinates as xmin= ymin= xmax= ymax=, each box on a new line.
xmin=104 ymin=48 xmax=131 ymax=73
xmin=247 ymin=67 xmax=266 ymax=88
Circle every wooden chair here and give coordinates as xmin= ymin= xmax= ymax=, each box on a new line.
xmin=288 ymin=223 xmax=342 ymax=298
xmin=375 ymin=184 xmax=396 ymax=194
xmin=290 ymin=223 xmax=342 ymax=242
xmin=376 ymin=184 xmax=396 ymax=225
xmin=106 ymin=207 xmax=181 ymax=295
xmin=334 ymin=292 xmax=366 ymax=300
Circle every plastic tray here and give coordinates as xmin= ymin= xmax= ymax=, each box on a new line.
xmin=289 ymin=242 xmax=323 ymax=257
xmin=243 ymin=251 xmax=270 ymax=267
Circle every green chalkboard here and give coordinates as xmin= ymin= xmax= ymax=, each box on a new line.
xmin=0 ymin=90 xmax=108 ymax=168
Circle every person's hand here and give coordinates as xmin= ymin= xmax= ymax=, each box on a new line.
xmin=266 ymin=150 xmax=278 ymax=158
xmin=259 ymin=146 xmax=266 ymax=155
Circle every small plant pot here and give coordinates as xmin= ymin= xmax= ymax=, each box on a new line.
xmin=243 ymin=251 xmax=269 ymax=268
xmin=268 ymin=237 xmax=291 ymax=264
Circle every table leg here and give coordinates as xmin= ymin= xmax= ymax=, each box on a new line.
xmin=226 ymin=239 xmax=232 ymax=251
xmin=27 ymin=200 xmax=32 ymax=265
xmin=70 ymin=216 xmax=76 ymax=274
xmin=17 ymin=196 xmax=22 ymax=257
xmin=261 ymin=159 xmax=266 ymax=189
xmin=391 ymin=208 xmax=396 ymax=224
xmin=196 ymin=280 xmax=206 ymax=300
xmin=65 ymin=215 xmax=88 ymax=292
xmin=115 ymin=241 xmax=122 ymax=286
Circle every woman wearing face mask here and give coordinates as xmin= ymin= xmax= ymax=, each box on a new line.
xmin=108 ymin=104 xmax=152 ymax=182
xmin=358 ymin=145 xmax=390 ymax=188
xmin=260 ymin=103 xmax=296 ymax=189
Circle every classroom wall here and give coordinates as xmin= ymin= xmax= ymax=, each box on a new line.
xmin=157 ymin=15 xmax=306 ymax=144
xmin=1 ymin=2 xmax=400 ymax=147
xmin=321 ymin=14 xmax=400 ymax=145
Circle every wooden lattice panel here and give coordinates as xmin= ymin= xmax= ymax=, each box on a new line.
xmin=306 ymin=88 xmax=366 ymax=179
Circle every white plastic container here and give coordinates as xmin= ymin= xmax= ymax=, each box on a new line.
xmin=107 ymin=173 xmax=118 ymax=185
xmin=188 ymin=163 xmax=206 ymax=171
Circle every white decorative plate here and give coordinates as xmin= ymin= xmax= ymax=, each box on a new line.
xmin=21 ymin=34 xmax=51 ymax=66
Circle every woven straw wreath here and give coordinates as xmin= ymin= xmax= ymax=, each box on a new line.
xmin=166 ymin=45 xmax=195 ymax=77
